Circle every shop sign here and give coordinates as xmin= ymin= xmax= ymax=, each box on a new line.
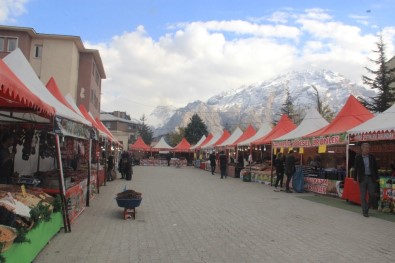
xmin=350 ymin=132 xmax=395 ymax=142
xmin=303 ymin=177 xmax=343 ymax=197
xmin=54 ymin=116 xmax=91 ymax=139
xmin=273 ymin=134 xmax=345 ymax=148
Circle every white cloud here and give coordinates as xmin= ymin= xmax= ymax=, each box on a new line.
xmin=0 ymin=0 xmax=29 ymax=23
xmin=266 ymin=11 xmax=290 ymax=24
xmin=173 ymin=20 xmax=301 ymax=40
xmin=85 ymin=9 xmax=394 ymax=125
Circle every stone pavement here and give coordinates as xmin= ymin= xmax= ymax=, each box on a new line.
xmin=35 ymin=166 xmax=395 ymax=263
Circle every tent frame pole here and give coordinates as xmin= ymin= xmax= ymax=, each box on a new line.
xmin=55 ymin=134 xmax=71 ymax=233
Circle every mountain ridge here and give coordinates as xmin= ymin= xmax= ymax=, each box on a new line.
xmin=150 ymin=69 xmax=375 ymax=137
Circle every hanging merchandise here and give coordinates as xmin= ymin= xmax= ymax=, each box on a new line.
xmin=38 ymin=131 xmax=56 ymax=159
xmin=22 ymin=129 xmax=35 ymax=160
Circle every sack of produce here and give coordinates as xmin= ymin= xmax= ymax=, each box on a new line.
xmin=0 ymin=225 xmax=17 ymax=252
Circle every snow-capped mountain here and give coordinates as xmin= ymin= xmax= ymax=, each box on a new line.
xmin=148 ymin=105 xmax=177 ymax=129
xmin=151 ymin=69 xmax=375 ymax=136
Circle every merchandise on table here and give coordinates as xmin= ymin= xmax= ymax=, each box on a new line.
xmin=0 ymin=185 xmax=59 ymax=253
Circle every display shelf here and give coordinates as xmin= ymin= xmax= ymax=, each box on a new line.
xmin=2 ymin=212 xmax=63 ymax=263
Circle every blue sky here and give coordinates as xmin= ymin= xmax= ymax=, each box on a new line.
xmin=1 ymin=0 xmax=395 ymax=125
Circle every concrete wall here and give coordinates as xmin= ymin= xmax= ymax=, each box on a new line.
xmin=77 ymin=53 xmax=101 ymax=118
xmin=31 ymin=39 xmax=80 ymax=101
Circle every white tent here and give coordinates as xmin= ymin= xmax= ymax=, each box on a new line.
xmin=65 ymin=94 xmax=84 ymax=116
xmin=3 ymin=49 xmax=91 ymax=126
xmin=348 ymin=103 xmax=395 ymax=135
xmin=237 ymin=123 xmax=272 ymax=146
xmin=152 ymin=137 xmax=173 ymax=152
xmin=217 ymin=127 xmax=243 ymax=147
xmin=274 ymin=108 xmax=328 ymax=142
xmin=190 ymin=135 xmax=206 ymax=150
xmin=201 ymin=132 xmax=222 ymax=150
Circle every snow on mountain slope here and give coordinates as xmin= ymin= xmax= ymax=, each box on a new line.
xmin=151 ymin=69 xmax=375 ymax=136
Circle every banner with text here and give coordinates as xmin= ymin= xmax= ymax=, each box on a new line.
xmin=349 ymin=131 xmax=395 ymax=142
xmin=273 ymin=133 xmax=346 ymax=148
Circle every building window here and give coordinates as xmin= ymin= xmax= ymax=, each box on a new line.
xmin=95 ymin=69 xmax=100 ymax=86
xmin=105 ymin=122 xmax=111 ymax=129
xmin=34 ymin=45 xmax=43 ymax=58
xmin=0 ymin=38 xmax=4 ymax=51
xmin=92 ymin=61 xmax=96 ymax=76
xmin=7 ymin=38 xmax=17 ymax=52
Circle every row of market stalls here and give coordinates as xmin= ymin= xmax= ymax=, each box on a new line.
xmin=0 ymin=49 xmax=120 ymax=262
xmin=130 ymin=94 xmax=395 ymax=211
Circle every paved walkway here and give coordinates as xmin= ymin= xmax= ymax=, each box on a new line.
xmin=35 ymin=166 xmax=395 ymax=263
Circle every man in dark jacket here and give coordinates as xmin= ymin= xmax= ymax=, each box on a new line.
xmin=219 ymin=151 xmax=227 ymax=179
xmin=209 ymin=151 xmax=216 ymax=175
xmin=107 ymin=153 xmax=114 ymax=181
xmin=284 ymin=150 xmax=296 ymax=193
xmin=274 ymin=153 xmax=284 ymax=190
xmin=354 ymin=143 xmax=378 ymax=217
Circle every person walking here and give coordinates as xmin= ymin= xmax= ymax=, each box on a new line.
xmin=284 ymin=150 xmax=296 ymax=193
xmin=354 ymin=143 xmax=378 ymax=217
xmin=274 ymin=152 xmax=285 ymax=191
xmin=209 ymin=151 xmax=216 ymax=175
xmin=219 ymin=151 xmax=227 ymax=179
xmin=107 ymin=153 xmax=114 ymax=181
xmin=236 ymin=153 xmax=244 ymax=178
xmin=124 ymin=152 xmax=133 ymax=181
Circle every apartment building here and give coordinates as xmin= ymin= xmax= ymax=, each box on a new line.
xmin=100 ymin=111 xmax=140 ymax=147
xmin=0 ymin=25 xmax=105 ymax=118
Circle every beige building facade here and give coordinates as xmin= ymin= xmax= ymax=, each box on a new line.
xmin=0 ymin=25 xmax=105 ymax=118
xmin=100 ymin=112 xmax=140 ymax=147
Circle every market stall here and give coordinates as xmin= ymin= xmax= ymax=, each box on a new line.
xmin=229 ymin=125 xmax=257 ymax=177
xmin=171 ymin=138 xmax=192 ymax=166
xmin=129 ymin=136 xmax=152 ymax=165
xmin=78 ymin=105 xmax=109 ymax=187
xmin=272 ymin=108 xmax=329 ymax=193
xmin=141 ymin=137 xmax=172 ymax=166
xmin=216 ymin=127 xmax=243 ymax=177
xmin=197 ymin=133 xmax=218 ymax=170
xmin=346 ymin=102 xmax=395 ymax=210
xmin=4 ymin=49 xmax=97 ymax=229
xmin=247 ymin=115 xmax=296 ymax=184
xmin=298 ymin=96 xmax=374 ymax=196
xmin=190 ymin=134 xmax=207 ymax=168
xmin=0 ymin=55 xmax=65 ymax=262
xmin=201 ymin=130 xmax=230 ymax=172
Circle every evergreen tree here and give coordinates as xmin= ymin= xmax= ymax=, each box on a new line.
xmin=166 ymin=127 xmax=185 ymax=147
xmin=184 ymin=114 xmax=208 ymax=144
xmin=359 ymin=34 xmax=395 ymax=112
xmin=138 ymin=114 xmax=153 ymax=145
xmin=280 ymin=87 xmax=295 ymax=119
xmin=311 ymin=85 xmax=335 ymax=122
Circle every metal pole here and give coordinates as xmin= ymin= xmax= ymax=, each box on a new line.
xmin=270 ymin=145 xmax=274 ymax=186
xmin=55 ymin=134 xmax=71 ymax=232
xmin=86 ymin=139 xmax=92 ymax=207
xmin=103 ymin=139 xmax=107 ymax=186
xmin=346 ymin=135 xmax=350 ymax=178
xmin=94 ymin=140 xmax=100 ymax=194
